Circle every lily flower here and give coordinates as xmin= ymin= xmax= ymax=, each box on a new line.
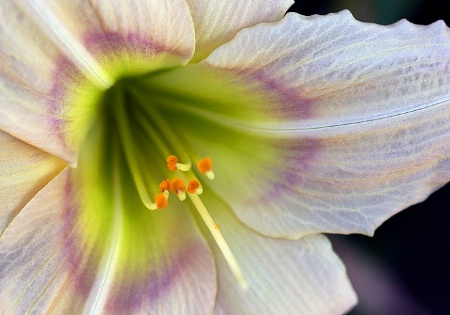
xmin=1 ymin=1 xmax=449 ymax=314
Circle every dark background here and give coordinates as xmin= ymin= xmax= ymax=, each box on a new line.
xmin=288 ymin=1 xmax=450 ymax=314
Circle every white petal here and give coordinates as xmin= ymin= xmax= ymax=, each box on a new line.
xmin=0 ymin=0 xmax=195 ymax=161
xmin=200 ymin=194 xmax=357 ymax=315
xmin=0 ymin=1 xmax=75 ymax=161
xmin=0 ymin=169 xmax=216 ymax=314
xmin=203 ymin=11 xmax=450 ymax=237
xmin=0 ymin=130 xmax=65 ymax=235
xmin=0 ymin=170 xmax=78 ymax=313
xmin=20 ymin=0 xmax=195 ymax=80
xmin=185 ymin=0 xmax=293 ymax=61
xmin=206 ymin=11 xmax=450 ymax=131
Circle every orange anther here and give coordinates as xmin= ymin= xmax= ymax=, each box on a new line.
xmin=187 ymin=179 xmax=201 ymax=194
xmin=166 ymin=155 xmax=178 ymax=171
xmin=159 ymin=179 xmax=171 ymax=192
xmin=197 ymin=157 xmax=212 ymax=174
xmin=170 ymin=178 xmax=185 ymax=194
xmin=155 ymin=193 xmax=168 ymax=209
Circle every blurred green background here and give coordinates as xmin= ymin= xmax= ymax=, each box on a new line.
xmin=288 ymin=1 xmax=450 ymax=315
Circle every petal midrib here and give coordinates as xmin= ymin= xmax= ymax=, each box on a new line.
xmin=20 ymin=0 xmax=112 ymax=88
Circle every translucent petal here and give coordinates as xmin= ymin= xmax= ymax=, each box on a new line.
xmin=206 ymin=11 xmax=450 ymax=131
xmin=19 ymin=0 xmax=195 ymax=79
xmin=0 ymin=1 xmax=76 ymax=161
xmin=218 ymin=104 xmax=450 ymax=238
xmin=0 ymin=0 xmax=195 ymax=161
xmin=0 ymin=130 xmax=65 ymax=235
xmin=0 ymin=170 xmax=80 ymax=313
xmin=0 ymin=169 xmax=216 ymax=314
xmin=185 ymin=0 xmax=293 ymax=61
xmin=199 ymin=11 xmax=450 ymax=237
xmin=198 ymin=194 xmax=357 ymax=315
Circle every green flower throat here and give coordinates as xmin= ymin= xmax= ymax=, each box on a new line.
xmin=68 ymin=63 xmax=274 ymax=287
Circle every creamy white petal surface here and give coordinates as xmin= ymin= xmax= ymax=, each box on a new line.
xmin=0 ymin=170 xmax=216 ymax=314
xmin=0 ymin=130 xmax=65 ymax=236
xmin=0 ymin=0 xmax=196 ymax=162
xmin=201 ymin=194 xmax=357 ymax=315
xmin=185 ymin=0 xmax=293 ymax=61
xmin=204 ymin=11 xmax=450 ymax=238
xmin=1 ymin=2 xmax=449 ymax=315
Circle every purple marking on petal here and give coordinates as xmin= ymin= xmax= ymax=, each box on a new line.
xmin=60 ymin=173 xmax=97 ymax=299
xmin=44 ymin=29 xmax=192 ymax=161
xmin=257 ymin=137 xmax=323 ymax=205
xmin=84 ymin=31 xmax=191 ymax=60
xmin=251 ymin=70 xmax=315 ymax=121
xmin=47 ymin=56 xmax=82 ymax=160
xmin=276 ymin=137 xmax=322 ymax=172
xmin=48 ymin=57 xmax=79 ymax=111
xmin=104 ymin=241 xmax=210 ymax=314
xmin=219 ymin=67 xmax=316 ymax=122
xmin=253 ymin=73 xmax=313 ymax=120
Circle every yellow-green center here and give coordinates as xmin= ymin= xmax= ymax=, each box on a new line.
xmin=65 ymin=62 xmax=278 ymax=285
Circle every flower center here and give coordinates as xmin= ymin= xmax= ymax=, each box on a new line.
xmin=70 ymin=64 xmax=259 ymax=288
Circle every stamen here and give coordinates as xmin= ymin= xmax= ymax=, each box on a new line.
xmin=166 ymin=155 xmax=191 ymax=172
xmin=197 ymin=157 xmax=215 ymax=180
xmin=166 ymin=155 xmax=178 ymax=171
xmin=159 ymin=179 xmax=171 ymax=198
xmin=170 ymin=178 xmax=186 ymax=201
xmin=113 ymin=100 xmax=160 ymax=211
xmin=155 ymin=193 xmax=168 ymax=209
xmin=187 ymin=179 xmax=203 ymax=195
xmin=188 ymin=193 xmax=247 ymax=288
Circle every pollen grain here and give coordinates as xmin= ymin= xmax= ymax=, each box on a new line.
xmin=197 ymin=157 xmax=215 ymax=180
xmin=155 ymin=193 xmax=168 ymax=209
xmin=187 ymin=179 xmax=201 ymax=194
xmin=166 ymin=155 xmax=178 ymax=171
xmin=159 ymin=179 xmax=171 ymax=192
